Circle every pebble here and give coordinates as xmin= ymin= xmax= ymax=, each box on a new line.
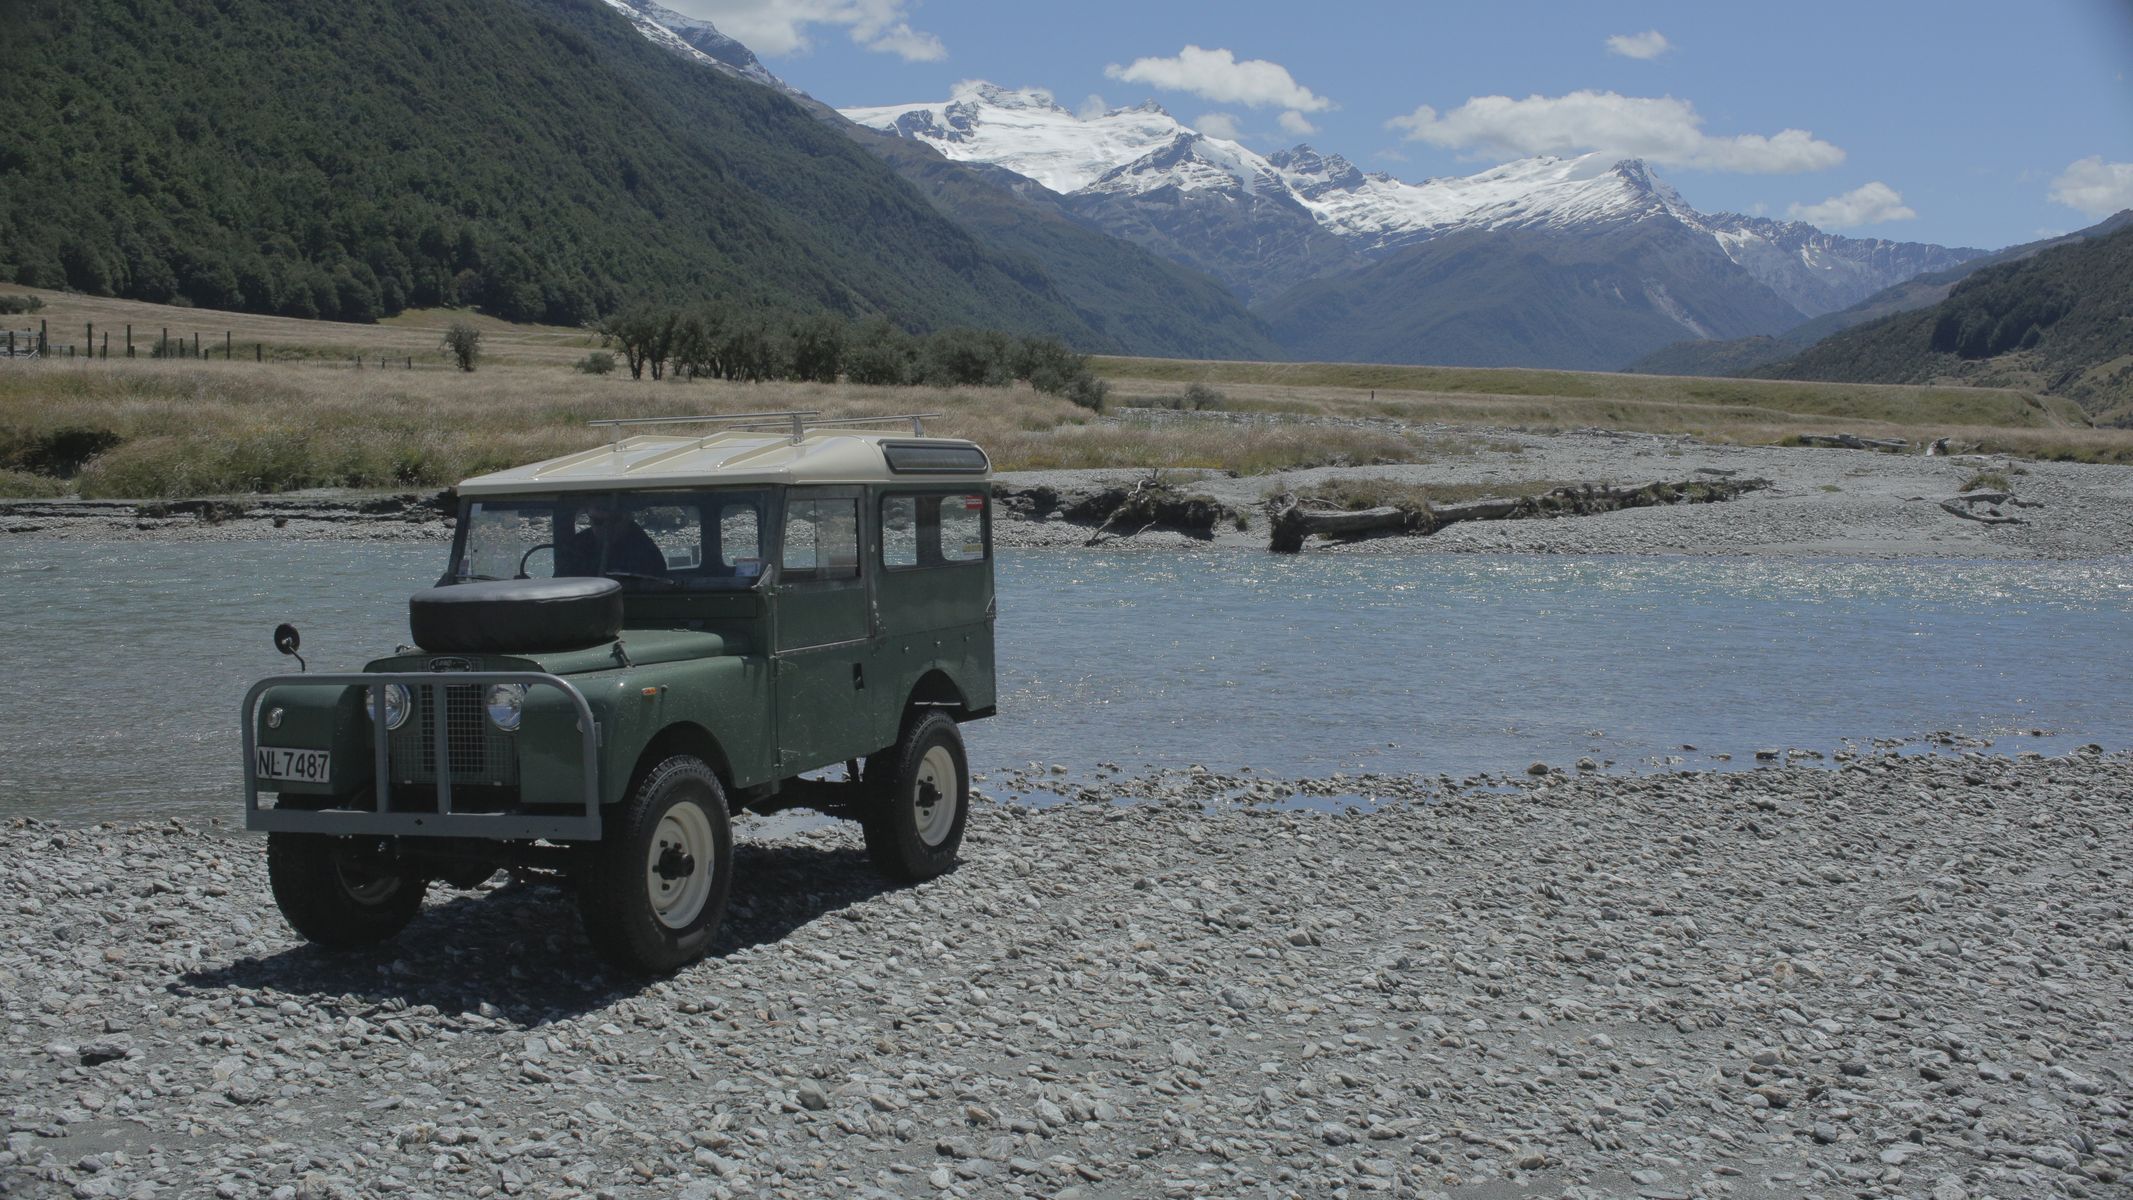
xmin=0 ymin=748 xmax=2124 ymax=1199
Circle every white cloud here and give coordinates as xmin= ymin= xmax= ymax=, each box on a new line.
xmin=664 ymin=0 xmax=945 ymax=62
xmin=1077 ymin=93 xmax=1110 ymax=120
xmin=1195 ymin=112 xmax=1243 ymax=141
xmin=2048 ymin=156 xmax=2133 ymax=216
xmin=1605 ymin=30 xmax=1671 ymax=60
xmin=1787 ymin=181 xmax=1916 ymax=228
xmin=1278 ymin=109 xmax=1318 ymax=136
xmin=1106 ymin=45 xmax=1333 ymax=112
xmin=1386 ymin=90 xmax=1844 ymax=174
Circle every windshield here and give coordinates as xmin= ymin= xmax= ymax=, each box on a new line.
xmin=451 ymin=489 xmax=769 ymax=591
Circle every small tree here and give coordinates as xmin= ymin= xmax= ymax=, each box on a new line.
xmin=442 ymin=321 xmax=482 ymax=372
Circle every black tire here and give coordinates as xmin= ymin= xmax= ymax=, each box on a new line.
xmin=267 ymin=833 xmax=426 ymax=947
xmin=576 ymin=755 xmax=733 ymax=974
xmin=861 ymin=710 xmax=970 ymax=882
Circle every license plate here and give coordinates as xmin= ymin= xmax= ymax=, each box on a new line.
xmin=255 ymin=747 xmax=331 ymax=783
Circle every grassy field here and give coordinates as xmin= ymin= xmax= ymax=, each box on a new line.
xmin=4 ymin=288 xmax=2131 ymax=500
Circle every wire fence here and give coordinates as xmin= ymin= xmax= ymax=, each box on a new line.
xmin=0 ymin=318 xmax=433 ymax=368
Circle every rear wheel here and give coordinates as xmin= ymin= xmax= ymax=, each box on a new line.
xmin=267 ymin=833 xmax=426 ymax=946
xmin=861 ymin=710 xmax=970 ymax=882
xmin=576 ymin=755 xmax=733 ymax=974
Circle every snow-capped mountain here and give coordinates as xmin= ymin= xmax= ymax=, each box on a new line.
xmin=843 ymin=84 xmax=1189 ymax=194
xmin=600 ymin=3 xmax=1988 ymax=370
xmin=599 ymin=0 xmax=790 ymax=93
xmin=843 ymin=83 xmax=1982 ymax=329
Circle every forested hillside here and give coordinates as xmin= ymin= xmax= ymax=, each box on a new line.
xmin=0 ymin=0 xmax=1130 ymax=342
xmin=1627 ymin=211 xmax=2133 ymax=377
xmin=1761 ymin=224 xmax=2133 ymax=423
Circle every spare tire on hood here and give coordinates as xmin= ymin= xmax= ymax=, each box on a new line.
xmin=409 ymin=578 xmax=623 ymax=653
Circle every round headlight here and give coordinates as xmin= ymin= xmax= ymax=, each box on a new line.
xmin=486 ymin=683 xmax=527 ymax=732
xmin=364 ymin=683 xmax=411 ymax=731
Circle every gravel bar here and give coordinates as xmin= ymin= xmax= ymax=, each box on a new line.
xmin=3 ymin=749 xmax=2128 ymax=1199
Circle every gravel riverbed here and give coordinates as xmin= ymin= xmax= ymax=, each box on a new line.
xmin=5 ymin=749 xmax=2128 ymax=1199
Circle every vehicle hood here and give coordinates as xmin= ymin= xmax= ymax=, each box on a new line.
xmin=366 ymin=628 xmax=738 ymax=675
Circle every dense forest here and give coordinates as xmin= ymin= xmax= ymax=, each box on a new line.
xmin=0 ymin=0 xmax=1172 ymax=346
xmin=1761 ymin=225 xmax=2133 ymax=422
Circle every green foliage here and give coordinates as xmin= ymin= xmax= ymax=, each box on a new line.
xmin=0 ymin=0 xmax=1129 ymax=341
xmin=1763 ymin=225 xmax=2133 ymax=418
xmin=573 ymin=350 xmax=616 ymax=375
xmin=441 ymin=323 xmax=482 ymax=372
xmin=592 ymin=303 xmax=1112 ymax=396
xmin=0 ymin=294 xmax=44 ymax=315
xmin=1062 ymin=375 xmax=1110 ymax=413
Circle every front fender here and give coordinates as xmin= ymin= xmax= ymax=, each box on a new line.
xmin=252 ymin=683 xmax=371 ymax=797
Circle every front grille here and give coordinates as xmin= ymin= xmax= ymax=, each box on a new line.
xmin=388 ymin=684 xmax=519 ymax=787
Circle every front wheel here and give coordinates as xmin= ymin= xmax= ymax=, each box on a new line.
xmin=862 ymin=710 xmax=970 ymax=882
xmin=267 ymin=833 xmax=427 ymax=946
xmin=576 ymin=755 xmax=733 ymax=974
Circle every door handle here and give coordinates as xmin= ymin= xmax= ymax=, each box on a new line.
xmin=852 ymin=663 xmax=865 ymax=690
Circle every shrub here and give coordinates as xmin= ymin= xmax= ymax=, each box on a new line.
xmin=442 ymin=321 xmax=482 ymax=372
xmin=0 ymin=294 xmax=45 ymax=315
xmin=573 ymin=350 xmax=615 ymax=375
xmin=1063 ymin=374 xmax=1109 ymax=413
xmin=1181 ymin=383 xmax=1226 ymax=411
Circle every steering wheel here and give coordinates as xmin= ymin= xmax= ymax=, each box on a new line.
xmin=516 ymin=543 xmax=556 ymax=579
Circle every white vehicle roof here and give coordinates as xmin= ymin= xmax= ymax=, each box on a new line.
xmin=455 ymin=414 xmax=989 ymax=496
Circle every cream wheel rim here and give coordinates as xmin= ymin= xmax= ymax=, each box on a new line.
xmin=912 ymin=745 xmax=960 ymax=848
xmin=646 ymin=801 xmax=715 ymax=930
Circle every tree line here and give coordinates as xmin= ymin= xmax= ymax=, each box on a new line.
xmin=594 ymin=305 xmax=1110 ymax=409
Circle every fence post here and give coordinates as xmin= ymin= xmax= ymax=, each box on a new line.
xmin=6 ymin=330 xmax=12 ymax=355
xmin=225 ymin=331 xmax=232 ymax=360
xmin=161 ymin=327 xmax=168 ymax=358
xmin=193 ymin=332 xmax=200 ymax=358
xmin=39 ymin=319 xmax=47 ymax=355
xmin=102 ymin=332 xmax=109 ymax=359
xmin=407 ymin=357 xmax=412 ymax=370
xmin=126 ymin=325 xmax=134 ymax=358
xmin=86 ymin=322 xmax=93 ymax=354
xmin=256 ymin=344 xmax=263 ymax=363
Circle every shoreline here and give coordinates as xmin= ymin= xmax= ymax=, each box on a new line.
xmin=3 ymin=747 xmax=2125 ymax=1198
xmin=9 ymin=427 xmax=2131 ymax=559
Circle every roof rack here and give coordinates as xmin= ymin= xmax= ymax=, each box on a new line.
xmin=586 ymin=411 xmax=940 ymax=447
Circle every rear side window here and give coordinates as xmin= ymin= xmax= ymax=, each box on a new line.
xmin=940 ymin=493 xmax=986 ymax=563
xmin=881 ymin=492 xmax=989 ymax=569
xmin=782 ymin=497 xmax=859 ymax=580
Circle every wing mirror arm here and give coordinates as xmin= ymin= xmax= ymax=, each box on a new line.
xmin=273 ymin=622 xmax=306 ymax=673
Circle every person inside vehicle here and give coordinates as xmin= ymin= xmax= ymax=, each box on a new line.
xmin=559 ymin=499 xmax=667 ymax=578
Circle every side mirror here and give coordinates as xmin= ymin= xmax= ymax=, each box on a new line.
xmin=273 ymin=623 xmax=306 ymax=672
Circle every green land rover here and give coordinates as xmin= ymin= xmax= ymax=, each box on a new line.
xmin=241 ymin=412 xmax=996 ymax=973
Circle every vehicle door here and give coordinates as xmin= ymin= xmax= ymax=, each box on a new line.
xmin=772 ymin=487 xmax=875 ymax=773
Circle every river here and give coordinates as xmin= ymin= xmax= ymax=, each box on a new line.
xmin=2 ymin=540 xmax=2128 ymax=820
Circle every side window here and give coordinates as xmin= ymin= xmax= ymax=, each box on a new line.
xmin=782 ymin=497 xmax=859 ymax=580
xmin=717 ymin=502 xmax=762 ymax=578
xmin=940 ymin=493 xmax=987 ymax=563
xmin=881 ymin=496 xmax=919 ymax=568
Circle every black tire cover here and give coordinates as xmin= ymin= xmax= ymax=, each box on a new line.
xmin=408 ymin=577 xmax=623 ymax=653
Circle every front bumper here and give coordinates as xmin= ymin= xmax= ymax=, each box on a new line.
xmin=242 ymin=671 xmax=601 ymax=840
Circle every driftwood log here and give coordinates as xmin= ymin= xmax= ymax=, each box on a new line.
xmin=1268 ymin=478 xmax=1771 ymax=553
xmin=1799 ymin=433 xmax=1909 ymax=451
xmin=1938 ymin=490 xmax=2042 ymax=526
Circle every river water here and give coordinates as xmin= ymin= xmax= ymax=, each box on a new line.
xmin=2 ymin=540 xmax=2129 ymax=821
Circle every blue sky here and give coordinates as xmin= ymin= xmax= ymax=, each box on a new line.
xmin=666 ymin=1 xmax=2133 ymax=250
